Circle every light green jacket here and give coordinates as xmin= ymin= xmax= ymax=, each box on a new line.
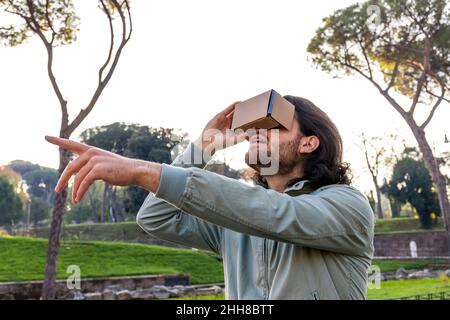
xmin=136 ymin=144 xmax=375 ymax=300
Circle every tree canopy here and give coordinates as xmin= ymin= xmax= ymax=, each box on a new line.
xmin=382 ymin=148 xmax=441 ymax=228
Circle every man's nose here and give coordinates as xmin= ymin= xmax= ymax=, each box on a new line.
xmin=245 ymin=128 xmax=259 ymax=141
xmin=245 ymin=128 xmax=271 ymax=141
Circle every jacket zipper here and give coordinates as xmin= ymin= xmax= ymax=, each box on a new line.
xmin=262 ymin=238 xmax=269 ymax=298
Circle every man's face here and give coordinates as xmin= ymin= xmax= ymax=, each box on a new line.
xmin=244 ymin=116 xmax=304 ymax=175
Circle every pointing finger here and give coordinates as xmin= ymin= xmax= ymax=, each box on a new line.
xmin=45 ymin=135 xmax=90 ymax=155
xmin=55 ymin=152 xmax=91 ymax=192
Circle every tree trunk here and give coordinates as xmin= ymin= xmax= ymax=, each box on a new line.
xmin=110 ymin=186 xmax=124 ymax=222
xmin=101 ymin=183 xmax=109 ymax=223
xmin=409 ymin=123 xmax=450 ymax=257
xmin=41 ymin=148 xmax=70 ymax=299
xmin=372 ymin=177 xmax=383 ymax=219
xmin=88 ymin=185 xmax=98 ymax=223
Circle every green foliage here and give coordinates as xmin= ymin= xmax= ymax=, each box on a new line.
xmin=0 ymin=0 xmax=79 ymax=47
xmin=7 ymin=160 xmax=40 ymax=176
xmin=308 ymin=0 xmax=450 ymax=101
xmin=80 ymin=122 xmax=139 ymax=156
xmin=375 ymin=217 xmax=444 ymax=233
xmin=79 ymin=123 xmax=188 ymax=217
xmin=173 ymin=278 xmax=450 ymax=300
xmin=29 ymin=196 xmax=51 ymax=226
xmin=0 ymin=236 xmax=224 ymax=284
xmin=382 ymin=149 xmax=441 ymax=228
xmin=205 ymin=160 xmax=243 ymax=180
xmin=22 ymin=167 xmax=58 ymax=202
xmin=367 ymin=278 xmax=450 ymax=300
xmin=0 ymin=176 xmax=24 ymax=229
xmin=31 ymin=221 xmax=147 ymax=241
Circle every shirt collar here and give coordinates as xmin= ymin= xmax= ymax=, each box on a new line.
xmin=283 ymin=179 xmax=310 ymax=193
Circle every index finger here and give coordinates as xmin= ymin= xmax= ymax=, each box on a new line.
xmin=45 ymin=135 xmax=90 ymax=155
xmin=220 ymin=101 xmax=241 ymax=117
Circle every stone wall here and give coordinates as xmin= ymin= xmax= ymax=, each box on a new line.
xmin=374 ymin=231 xmax=449 ymax=258
xmin=0 ymin=274 xmax=189 ymax=300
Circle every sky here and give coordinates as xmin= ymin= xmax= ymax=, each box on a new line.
xmin=0 ymin=0 xmax=449 ymax=194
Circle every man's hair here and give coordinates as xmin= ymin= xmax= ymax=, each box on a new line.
xmin=253 ymin=95 xmax=352 ymax=190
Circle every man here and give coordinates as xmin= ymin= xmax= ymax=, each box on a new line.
xmin=47 ymin=95 xmax=374 ymax=300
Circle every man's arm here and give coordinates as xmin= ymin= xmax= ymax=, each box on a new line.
xmin=144 ymin=164 xmax=375 ymax=258
xmin=45 ymin=102 xmax=243 ymax=254
xmin=136 ymin=143 xmax=223 ymax=254
xmin=45 ymin=133 xmax=373 ymax=258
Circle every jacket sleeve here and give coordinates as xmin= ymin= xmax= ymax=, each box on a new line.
xmin=136 ymin=144 xmax=223 ymax=255
xmin=153 ymin=164 xmax=375 ymax=258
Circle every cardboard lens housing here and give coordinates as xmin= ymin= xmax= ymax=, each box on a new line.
xmin=230 ymin=89 xmax=295 ymax=132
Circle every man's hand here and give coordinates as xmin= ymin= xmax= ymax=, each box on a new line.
xmin=194 ymin=101 xmax=246 ymax=156
xmin=45 ymin=136 xmax=161 ymax=203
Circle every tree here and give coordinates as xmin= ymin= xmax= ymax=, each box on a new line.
xmin=7 ymin=160 xmax=40 ymax=176
xmin=80 ymin=122 xmax=138 ymax=222
xmin=205 ymin=160 xmax=243 ymax=180
xmin=0 ymin=176 xmax=24 ymax=230
xmin=382 ymin=148 xmax=441 ymax=228
xmin=22 ymin=167 xmax=58 ymax=205
xmin=124 ymin=126 xmax=185 ymax=214
xmin=1 ymin=0 xmax=132 ymax=299
xmin=308 ymin=0 xmax=450 ymax=252
xmin=357 ymin=132 xmax=405 ymax=218
xmin=29 ymin=196 xmax=51 ymax=227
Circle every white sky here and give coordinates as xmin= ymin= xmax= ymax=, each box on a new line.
xmin=0 ymin=0 xmax=449 ymax=194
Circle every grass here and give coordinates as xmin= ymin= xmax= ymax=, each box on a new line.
xmin=1 ymin=236 xmax=448 ymax=284
xmin=168 ymin=278 xmax=450 ymax=300
xmin=2 ymin=236 xmax=450 ymax=300
xmin=13 ymin=216 xmax=443 ymax=255
xmin=0 ymin=236 xmax=223 ymax=284
xmin=374 ymin=217 xmax=445 ymax=234
xmin=367 ymin=278 xmax=450 ymax=300
xmin=24 ymin=217 xmax=446 ymax=243
xmin=373 ymin=259 xmax=448 ymax=272
xmin=28 ymin=221 xmax=146 ymax=242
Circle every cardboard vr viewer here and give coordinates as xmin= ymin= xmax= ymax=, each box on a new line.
xmin=230 ymin=89 xmax=295 ymax=132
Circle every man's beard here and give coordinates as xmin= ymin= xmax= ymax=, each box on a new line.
xmin=245 ymin=135 xmax=303 ymax=176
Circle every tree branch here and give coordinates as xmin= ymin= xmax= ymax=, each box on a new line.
xmin=44 ymin=0 xmax=56 ymax=44
xmin=98 ymin=0 xmax=114 ymax=84
xmin=24 ymin=0 xmax=69 ymax=133
xmin=384 ymin=52 xmax=401 ymax=93
xmin=340 ymin=57 xmax=407 ymax=117
xmin=65 ymin=0 xmax=133 ymax=136
xmin=421 ymin=82 xmax=446 ymax=130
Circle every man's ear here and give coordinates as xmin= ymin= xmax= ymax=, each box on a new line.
xmin=298 ymin=136 xmax=320 ymax=154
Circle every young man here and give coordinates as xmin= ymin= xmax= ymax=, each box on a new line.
xmin=47 ymin=95 xmax=374 ymax=300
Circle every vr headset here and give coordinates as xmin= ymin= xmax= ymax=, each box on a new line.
xmin=230 ymin=89 xmax=295 ymax=132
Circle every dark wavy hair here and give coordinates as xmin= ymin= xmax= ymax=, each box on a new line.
xmin=253 ymin=95 xmax=352 ymax=190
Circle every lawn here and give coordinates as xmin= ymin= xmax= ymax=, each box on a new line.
xmin=169 ymin=278 xmax=450 ymax=300
xmin=0 ymin=236 xmax=223 ymax=284
xmin=373 ymin=259 xmax=448 ymax=272
xmin=1 ymin=236 xmax=448 ymax=291
xmin=367 ymin=278 xmax=450 ymax=300
xmin=374 ymin=217 xmax=445 ymax=234
xmin=25 ymin=217 xmax=446 ymax=243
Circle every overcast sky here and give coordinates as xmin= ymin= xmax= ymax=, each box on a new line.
xmin=0 ymin=0 xmax=449 ymax=194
